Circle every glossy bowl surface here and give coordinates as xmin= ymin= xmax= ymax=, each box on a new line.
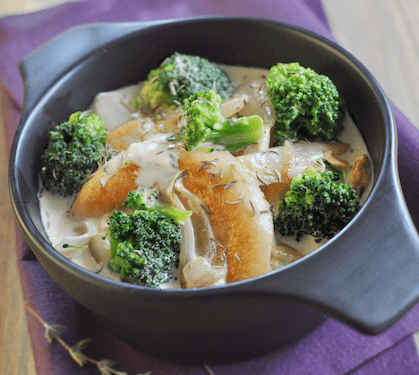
xmin=9 ymin=17 xmax=419 ymax=364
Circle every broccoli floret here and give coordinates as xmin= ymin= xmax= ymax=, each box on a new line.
xmin=173 ymin=89 xmax=264 ymax=152
xmin=267 ymin=62 xmax=344 ymax=146
xmin=135 ymin=53 xmax=232 ymax=113
xmin=123 ymin=189 xmax=192 ymax=224
xmin=275 ymin=170 xmax=359 ymax=241
xmin=108 ymin=189 xmax=192 ymax=288
xmin=122 ymin=189 xmax=158 ymax=210
xmin=40 ymin=111 xmax=109 ymax=196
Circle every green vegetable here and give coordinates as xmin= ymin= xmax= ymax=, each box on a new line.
xmin=108 ymin=189 xmax=192 ymax=288
xmin=173 ymin=89 xmax=264 ymax=152
xmin=275 ymin=170 xmax=359 ymax=241
xmin=40 ymin=111 xmax=109 ymax=196
xmin=135 ymin=53 xmax=232 ymax=113
xmin=267 ymin=62 xmax=344 ymax=146
xmin=123 ymin=190 xmax=192 ymax=224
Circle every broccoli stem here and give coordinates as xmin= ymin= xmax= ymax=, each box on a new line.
xmin=147 ymin=205 xmax=192 ymax=224
xmin=208 ymin=115 xmax=264 ymax=152
xmin=123 ymin=189 xmax=192 ymax=224
xmin=177 ymin=89 xmax=264 ymax=152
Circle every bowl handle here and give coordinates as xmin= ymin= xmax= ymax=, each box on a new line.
xmin=19 ymin=21 xmax=167 ymax=116
xmin=245 ymin=161 xmax=419 ymax=335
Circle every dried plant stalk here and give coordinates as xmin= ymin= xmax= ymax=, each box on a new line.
xmin=24 ymin=302 xmax=216 ymax=375
xmin=25 ymin=302 xmax=128 ymax=374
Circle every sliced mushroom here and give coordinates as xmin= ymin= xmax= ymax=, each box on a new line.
xmin=323 ymin=149 xmax=351 ymax=169
xmin=90 ymin=84 xmax=141 ymax=131
xmin=324 ymin=142 xmax=351 ymax=156
xmin=89 ymin=233 xmax=111 ymax=265
xmin=237 ymin=140 xmax=356 ymax=185
xmin=270 ymin=240 xmax=303 ymax=270
xmin=182 ymin=256 xmax=227 ymax=288
xmin=220 ymin=94 xmax=250 ymax=118
xmin=236 ymin=141 xmax=326 ymax=185
xmin=234 ymin=78 xmax=276 ymax=153
xmin=54 ymin=234 xmax=103 ymax=274
xmin=173 ymin=177 xmax=227 ymax=288
xmin=347 ymin=154 xmax=372 ymax=197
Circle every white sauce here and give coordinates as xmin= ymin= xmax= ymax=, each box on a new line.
xmin=90 ymin=84 xmax=141 ymax=131
xmin=39 ymin=63 xmax=373 ymax=287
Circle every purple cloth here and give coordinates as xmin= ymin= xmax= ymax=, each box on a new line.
xmin=2 ymin=0 xmax=419 ymax=374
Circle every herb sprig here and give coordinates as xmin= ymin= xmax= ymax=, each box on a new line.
xmin=24 ymin=303 xmax=216 ymax=375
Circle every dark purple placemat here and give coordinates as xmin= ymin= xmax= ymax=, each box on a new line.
xmin=2 ymin=0 xmax=419 ymax=374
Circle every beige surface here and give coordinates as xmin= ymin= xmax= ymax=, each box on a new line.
xmin=322 ymin=0 xmax=419 ymax=129
xmin=0 ymin=0 xmax=81 ymax=17
xmin=1 ymin=1 xmax=418 ymax=374
xmin=0 ymin=97 xmax=36 ymax=374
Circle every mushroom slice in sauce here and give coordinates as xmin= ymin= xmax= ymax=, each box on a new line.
xmin=173 ymin=177 xmax=227 ymax=288
xmin=54 ymin=234 xmax=103 ymax=274
xmin=90 ymin=84 xmax=140 ymax=131
xmin=347 ymin=154 xmax=372 ymax=197
xmin=234 ymin=77 xmax=276 ymax=153
xmin=270 ymin=240 xmax=303 ymax=270
xmin=236 ymin=141 xmax=327 ymax=186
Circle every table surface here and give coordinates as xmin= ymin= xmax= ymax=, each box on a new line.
xmin=1 ymin=0 xmax=419 ymax=374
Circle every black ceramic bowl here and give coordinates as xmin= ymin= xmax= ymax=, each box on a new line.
xmin=9 ymin=17 xmax=419 ymax=364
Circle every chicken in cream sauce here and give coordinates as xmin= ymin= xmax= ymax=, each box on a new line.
xmin=39 ymin=64 xmax=373 ymax=288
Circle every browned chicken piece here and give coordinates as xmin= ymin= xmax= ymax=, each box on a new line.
xmin=107 ymin=119 xmax=156 ymax=151
xmin=71 ymin=136 xmax=183 ymax=217
xmin=178 ymin=148 xmax=273 ymax=283
xmin=71 ymin=161 xmax=139 ymax=217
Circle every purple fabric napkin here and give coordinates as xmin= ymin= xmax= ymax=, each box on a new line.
xmin=2 ymin=0 xmax=419 ymax=374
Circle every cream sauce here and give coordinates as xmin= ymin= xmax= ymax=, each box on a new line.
xmin=39 ymin=64 xmax=373 ymax=287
